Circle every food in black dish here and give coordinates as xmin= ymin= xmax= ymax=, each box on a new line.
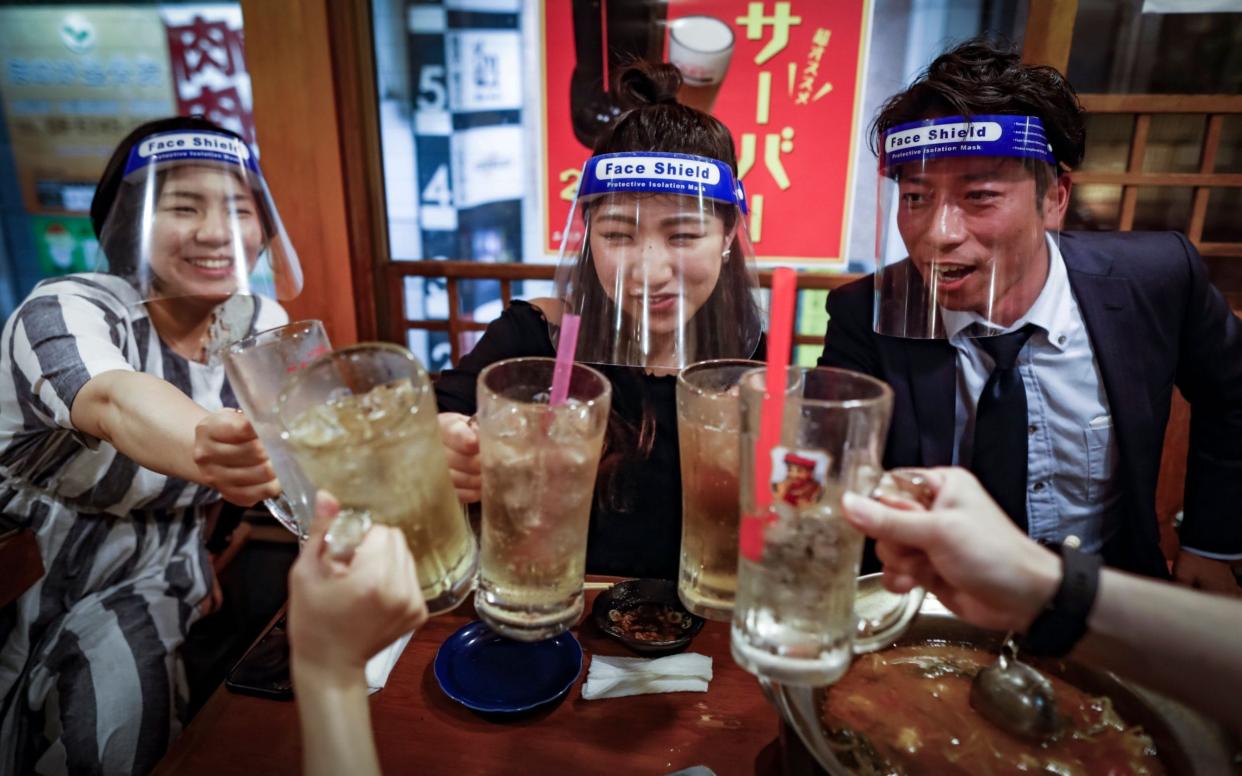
xmin=591 ymin=578 xmax=705 ymax=653
xmin=607 ymin=601 xmax=694 ymax=642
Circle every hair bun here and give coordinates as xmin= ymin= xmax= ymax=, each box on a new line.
xmin=613 ymin=61 xmax=683 ymax=110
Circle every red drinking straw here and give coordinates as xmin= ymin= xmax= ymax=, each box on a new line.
xmin=739 ymin=267 xmax=797 ymax=562
xmin=549 ymin=313 xmax=581 ymax=406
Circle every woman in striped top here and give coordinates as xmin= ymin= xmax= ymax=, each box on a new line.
xmin=0 ymin=116 xmax=301 ymax=775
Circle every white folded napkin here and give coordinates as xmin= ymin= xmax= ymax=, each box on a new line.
xmin=581 ymin=652 xmax=713 ymax=700
xmin=365 ymin=631 xmax=414 ymax=694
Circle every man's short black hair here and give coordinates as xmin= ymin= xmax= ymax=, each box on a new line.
xmin=871 ymin=38 xmax=1086 ymax=173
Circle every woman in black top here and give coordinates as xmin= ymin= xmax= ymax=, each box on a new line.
xmin=436 ymin=62 xmax=764 ymax=579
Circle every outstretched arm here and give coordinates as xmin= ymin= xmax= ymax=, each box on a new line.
xmin=71 ymin=370 xmax=278 ymax=506
xmin=843 ymin=467 xmax=1242 ymax=728
xmin=9 ymin=288 xmax=278 ymax=505
xmin=1074 ymin=568 xmax=1242 ymax=726
xmin=289 ymin=492 xmax=428 ymax=776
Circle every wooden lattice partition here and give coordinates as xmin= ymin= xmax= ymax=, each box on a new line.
xmin=383 ymin=261 xmax=860 ymax=367
xmin=1073 ymin=93 xmax=1242 ymax=307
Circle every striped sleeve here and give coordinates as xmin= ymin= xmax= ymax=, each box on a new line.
xmin=9 ymin=289 xmax=135 ymax=431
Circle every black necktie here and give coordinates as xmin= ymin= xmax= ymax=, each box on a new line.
xmin=971 ymin=324 xmax=1038 ymax=531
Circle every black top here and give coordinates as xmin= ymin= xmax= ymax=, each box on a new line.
xmin=435 ymin=300 xmax=766 ymax=580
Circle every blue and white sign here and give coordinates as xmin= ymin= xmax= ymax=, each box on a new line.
xmin=578 ymin=152 xmax=742 ymax=206
xmin=125 ymin=130 xmax=259 ymax=175
xmin=880 ymin=114 xmax=1057 ymax=172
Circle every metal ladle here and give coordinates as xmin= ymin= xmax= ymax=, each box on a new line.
xmin=970 ymin=633 xmax=1061 ymax=740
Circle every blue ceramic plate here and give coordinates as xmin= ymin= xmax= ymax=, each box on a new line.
xmin=433 ymin=620 xmax=583 ymax=713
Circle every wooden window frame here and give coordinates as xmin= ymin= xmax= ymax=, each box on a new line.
xmin=1071 ymin=95 xmax=1242 ymax=259
xmin=382 ymin=261 xmax=860 ymax=365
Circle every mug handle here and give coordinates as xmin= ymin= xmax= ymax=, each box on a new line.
xmin=760 ymin=678 xmax=854 ymax=776
xmin=323 ymin=508 xmax=373 ymax=561
xmin=270 ymin=486 xmax=372 ymax=559
xmin=852 ymin=585 xmax=925 ymax=653
xmin=850 ymin=469 xmax=931 ymax=653
xmin=264 ymin=495 xmax=304 ymax=541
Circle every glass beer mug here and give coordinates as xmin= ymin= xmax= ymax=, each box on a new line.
xmin=731 ymin=366 xmax=925 ymax=687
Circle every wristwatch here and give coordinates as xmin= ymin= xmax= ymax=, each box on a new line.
xmin=1019 ymin=537 xmax=1102 ymax=658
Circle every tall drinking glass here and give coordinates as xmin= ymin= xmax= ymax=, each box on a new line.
xmin=675 ymin=359 xmax=761 ymax=621
xmin=731 ymin=367 xmax=924 ymax=687
xmin=475 ymin=357 xmax=611 ymax=641
xmin=277 ymin=343 xmax=477 ymax=615
xmin=222 ymin=320 xmax=331 ymax=541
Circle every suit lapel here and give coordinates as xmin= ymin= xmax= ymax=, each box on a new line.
xmin=904 ymin=339 xmax=957 ymax=465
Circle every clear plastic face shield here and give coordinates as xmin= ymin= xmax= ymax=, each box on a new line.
xmin=875 ymin=115 xmax=1063 ymax=338
xmin=95 ymin=129 xmax=302 ymax=308
xmin=552 ymin=152 xmax=763 ymax=369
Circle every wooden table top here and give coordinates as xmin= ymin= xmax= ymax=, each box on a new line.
xmin=157 ymin=581 xmax=788 ymax=775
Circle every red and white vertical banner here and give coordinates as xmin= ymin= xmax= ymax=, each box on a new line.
xmin=161 ymin=5 xmax=256 ymax=146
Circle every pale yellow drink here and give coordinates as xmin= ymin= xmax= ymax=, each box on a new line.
xmin=475 ymin=357 xmax=611 ymax=641
xmin=280 ymin=345 xmax=477 ymax=615
xmin=676 ymin=359 xmax=760 ymax=621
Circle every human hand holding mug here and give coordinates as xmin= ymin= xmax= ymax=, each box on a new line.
xmin=842 ymin=467 xmax=1061 ymax=633
xmin=437 ymin=412 xmax=482 ymax=504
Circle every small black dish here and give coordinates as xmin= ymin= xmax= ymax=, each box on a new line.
xmin=591 ymin=578 xmax=705 ymax=654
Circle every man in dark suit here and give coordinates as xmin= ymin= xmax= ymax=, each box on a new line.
xmin=820 ymin=40 xmax=1242 ymax=590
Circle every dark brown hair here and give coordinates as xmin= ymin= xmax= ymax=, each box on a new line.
xmin=573 ymin=61 xmax=760 ymax=513
xmin=872 ymin=39 xmax=1085 ymax=198
xmin=594 ymin=62 xmax=739 ymax=168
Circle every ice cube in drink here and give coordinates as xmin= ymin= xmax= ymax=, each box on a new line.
xmin=676 ymin=361 xmax=758 ymax=621
xmin=283 ymin=379 xmax=477 ymax=614
xmin=730 ymin=485 xmax=864 ymax=686
xmin=476 ymin=397 xmax=605 ymax=640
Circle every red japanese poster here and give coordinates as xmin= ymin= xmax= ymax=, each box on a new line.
xmin=540 ymin=0 xmax=872 ymax=265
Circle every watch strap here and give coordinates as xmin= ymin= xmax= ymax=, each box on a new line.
xmin=1019 ymin=542 xmax=1102 ymax=657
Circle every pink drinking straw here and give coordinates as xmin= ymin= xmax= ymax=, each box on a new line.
xmin=549 ymin=313 xmax=581 ymax=406
xmin=740 ymin=267 xmax=797 ymax=562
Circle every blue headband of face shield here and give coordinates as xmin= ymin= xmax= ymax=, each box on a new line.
xmin=578 ymin=151 xmax=747 ymax=213
xmin=880 ymin=114 xmax=1058 ymax=176
xmin=123 ymin=130 xmax=262 ymax=177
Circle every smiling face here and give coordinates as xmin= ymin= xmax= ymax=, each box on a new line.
xmin=146 ymin=164 xmax=264 ymax=300
xmin=895 ymin=156 xmax=1067 ymax=326
xmin=587 ymin=194 xmax=729 ymax=343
